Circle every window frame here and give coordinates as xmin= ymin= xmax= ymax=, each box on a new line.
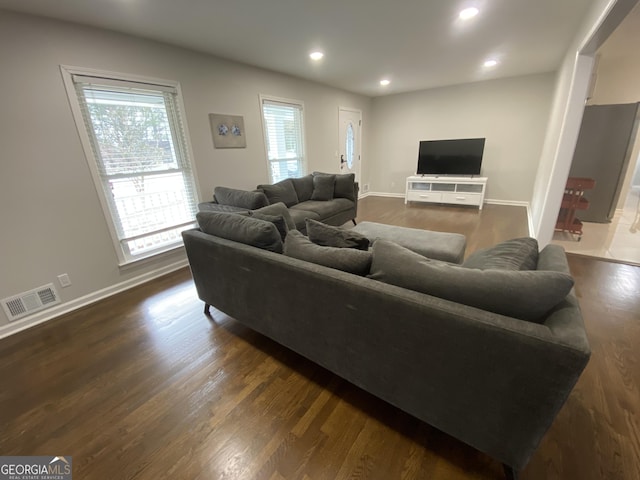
xmin=258 ymin=94 xmax=307 ymax=183
xmin=60 ymin=65 xmax=200 ymax=266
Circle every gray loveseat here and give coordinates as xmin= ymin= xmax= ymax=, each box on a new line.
xmin=199 ymin=172 xmax=358 ymax=233
xmin=182 ymin=218 xmax=590 ymax=479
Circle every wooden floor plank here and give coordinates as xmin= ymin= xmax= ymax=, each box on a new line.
xmin=0 ymin=197 xmax=638 ymax=479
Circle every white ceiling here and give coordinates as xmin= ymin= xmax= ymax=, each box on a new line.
xmin=0 ymin=0 xmax=598 ymax=96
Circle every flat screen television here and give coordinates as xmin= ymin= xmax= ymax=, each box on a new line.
xmin=417 ymin=138 xmax=485 ymax=176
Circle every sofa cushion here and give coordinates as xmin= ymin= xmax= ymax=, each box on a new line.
xmin=284 ymin=230 xmax=372 ymax=275
xmin=290 ymin=198 xmax=354 ymax=219
xmin=463 ymin=237 xmax=539 ymax=271
xmin=306 ymin=218 xmax=369 ymax=250
xmin=352 ymin=221 xmax=466 ymax=264
xmin=253 ymin=202 xmax=296 ymax=231
xmin=198 ymin=202 xmax=250 ymax=214
xmin=213 ymin=186 xmax=269 ymax=210
xmin=368 ymin=240 xmax=574 ymax=322
xmin=287 ymin=208 xmax=321 ymax=232
xmin=196 ymin=211 xmax=283 ymax=253
xmin=290 ymin=174 xmax=314 ymax=203
xmin=333 ymin=173 xmax=356 ymax=201
xmin=311 ymin=174 xmax=335 ymax=201
xmin=250 ymin=212 xmax=289 ymax=241
xmin=257 ymin=179 xmax=299 ymax=207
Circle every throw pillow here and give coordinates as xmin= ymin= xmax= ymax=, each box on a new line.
xmin=257 ymin=179 xmax=299 ymax=207
xmin=213 ymin=186 xmax=269 ymax=210
xmin=250 ymin=212 xmax=289 ymax=241
xmin=311 ymin=174 xmax=336 ymax=201
xmin=306 ymin=218 xmax=370 ymax=250
xmin=284 ymin=230 xmax=372 ymax=276
xmin=196 ymin=211 xmax=283 ymax=253
xmin=333 ymin=173 xmax=356 ymax=201
xmin=252 ymin=202 xmax=296 ymax=231
xmin=290 ymin=174 xmax=314 ymax=203
xmin=368 ymin=240 xmax=574 ymax=322
xmin=463 ymin=237 xmax=539 ymax=271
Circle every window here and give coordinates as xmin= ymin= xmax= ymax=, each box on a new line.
xmin=62 ymin=68 xmax=198 ymax=264
xmin=260 ymin=96 xmax=306 ymax=183
xmin=346 ymin=122 xmax=355 ymax=169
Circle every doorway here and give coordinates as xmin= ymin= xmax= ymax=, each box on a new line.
xmin=567 ymin=103 xmax=639 ymax=223
xmin=551 ymin=1 xmax=640 ymax=265
xmin=553 ymin=109 xmax=640 ymax=265
xmin=338 ymin=108 xmax=361 ymax=184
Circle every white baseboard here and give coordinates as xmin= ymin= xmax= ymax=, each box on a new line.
xmin=483 ymin=198 xmax=529 ymax=207
xmin=364 ymin=192 xmax=406 ymax=199
xmin=0 ymin=259 xmax=189 ymax=340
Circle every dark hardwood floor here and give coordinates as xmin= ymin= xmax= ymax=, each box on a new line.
xmin=0 ymin=197 xmax=638 ymax=479
xmin=356 ymin=197 xmax=530 ymax=256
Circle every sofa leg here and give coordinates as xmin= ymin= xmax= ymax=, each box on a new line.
xmin=204 ymin=303 xmax=211 ymax=315
xmin=352 ymin=219 xmax=357 ymax=226
xmin=503 ymin=464 xmax=518 ymax=480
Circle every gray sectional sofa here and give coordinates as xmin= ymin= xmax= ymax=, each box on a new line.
xmin=182 ymin=215 xmax=590 ymax=479
xmin=198 ymin=172 xmax=358 ymax=233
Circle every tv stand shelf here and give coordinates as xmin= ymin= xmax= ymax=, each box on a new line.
xmin=405 ymin=175 xmax=487 ymax=209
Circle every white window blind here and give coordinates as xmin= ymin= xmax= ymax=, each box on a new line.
xmin=261 ymin=98 xmax=305 ymax=183
xmin=72 ymin=75 xmax=198 ymax=263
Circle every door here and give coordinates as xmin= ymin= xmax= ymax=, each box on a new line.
xmin=339 ymin=108 xmax=361 ymax=184
xmin=568 ymin=103 xmax=639 ymax=222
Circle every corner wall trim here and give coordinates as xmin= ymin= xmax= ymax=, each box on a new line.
xmin=0 ymin=259 xmax=189 ymax=340
xmin=366 ymin=192 xmax=406 ymax=199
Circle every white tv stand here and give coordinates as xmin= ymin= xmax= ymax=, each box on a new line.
xmin=405 ymin=175 xmax=487 ymax=210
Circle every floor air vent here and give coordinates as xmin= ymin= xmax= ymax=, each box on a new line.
xmin=2 ymin=284 xmax=61 ymax=322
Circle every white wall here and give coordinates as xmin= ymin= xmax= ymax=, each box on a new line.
xmin=590 ymin=55 xmax=640 ymax=105
xmin=0 ymin=11 xmax=370 ymax=329
xmin=368 ymin=74 xmax=555 ymax=203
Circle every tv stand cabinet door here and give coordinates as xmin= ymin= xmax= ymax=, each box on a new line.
xmin=441 ymin=192 xmax=482 ymax=207
xmin=406 ymin=191 xmax=443 ymax=203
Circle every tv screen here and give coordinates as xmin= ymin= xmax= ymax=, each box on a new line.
xmin=417 ymin=138 xmax=485 ymax=176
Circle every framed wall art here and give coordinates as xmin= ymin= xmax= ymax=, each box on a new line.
xmin=209 ymin=113 xmax=246 ymax=148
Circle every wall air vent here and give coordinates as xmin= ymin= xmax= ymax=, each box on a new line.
xmin=1 ymin=283 xmax=61 ymax=322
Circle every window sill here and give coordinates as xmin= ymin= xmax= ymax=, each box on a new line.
xmin=118 ymin=243 xmax=186 ymax=271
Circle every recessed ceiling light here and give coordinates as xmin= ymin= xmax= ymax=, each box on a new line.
xmin=309 ymin=51 xmax=324 ymax=61
xmin=484 ymin=59 xmax=499 ymax=68
xmin=380 ymin=79 xmax=390 ymax=86
xmin=459 ymin=7 xmax=479 ymax=20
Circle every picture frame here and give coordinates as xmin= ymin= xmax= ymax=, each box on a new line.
xmin=209 ymin=113 xmax=246 ymax=148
